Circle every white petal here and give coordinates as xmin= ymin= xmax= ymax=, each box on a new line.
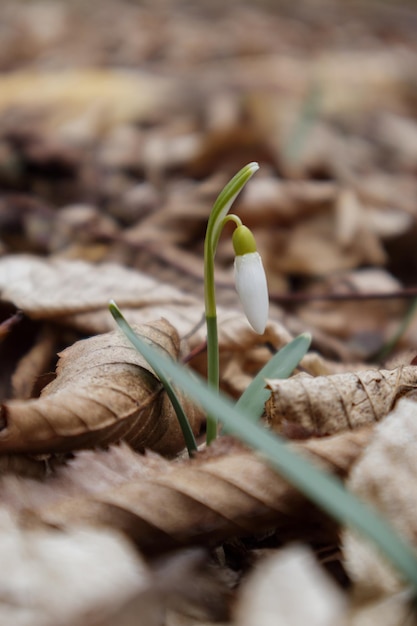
xmin=234 ymin=252 xmax=269 ymax=334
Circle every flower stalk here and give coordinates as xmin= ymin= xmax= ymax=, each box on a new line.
xmin=203 ymin=162 xmax=262 ymax=444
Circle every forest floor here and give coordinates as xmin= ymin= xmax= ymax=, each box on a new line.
xmin=0 ymin=1 xmax=417 ymax=624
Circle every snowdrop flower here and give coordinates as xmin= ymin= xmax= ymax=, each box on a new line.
xmin=232 ymin=224 xmax=269 ymax=334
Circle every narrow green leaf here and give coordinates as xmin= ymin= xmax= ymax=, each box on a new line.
xmin=109 ymin=301 xmax=197 ymax=457
xmin=235 ymin=333 xmax=311 ymax=420
xmin=110 ymin=300 xmax=417 ymax=592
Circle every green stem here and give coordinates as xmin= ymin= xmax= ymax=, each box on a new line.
xmin=203 ymin=163 xmax=259 ymax=444
xmin=206 ymin=315 xmax=219 ymax=444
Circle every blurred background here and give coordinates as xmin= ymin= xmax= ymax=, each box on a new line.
xmin=0 ymin=0 xmax=417 ymax=362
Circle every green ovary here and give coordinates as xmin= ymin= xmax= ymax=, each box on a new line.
xmin=232 ymin=225 xmax=257 ymax=256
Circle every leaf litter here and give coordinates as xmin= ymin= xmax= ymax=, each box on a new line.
xmin=0 ymin=0 xmax=417 ymax=623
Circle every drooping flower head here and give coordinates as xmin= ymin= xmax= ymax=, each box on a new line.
xmin=232 ymin=224 xmax=269 ymax=334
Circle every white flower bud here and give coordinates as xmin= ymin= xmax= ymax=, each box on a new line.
xmin=234 ymin=251 xmax=269 ymax=334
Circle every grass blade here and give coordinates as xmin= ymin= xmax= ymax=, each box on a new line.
xmin=235 ymin=333 xmax=311 ymax=419
xmin=110 ymin=301 xmax=197 ymax=457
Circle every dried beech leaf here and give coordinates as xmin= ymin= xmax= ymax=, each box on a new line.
xmin=0 ymin=508 xmax=155 ymax=626
xmin=0 ymin=254 xmax=294 ymax=391
xmin=297 ymin=269 xmax=405 ymax=357
xmin=234 ymin=545 xmax=346 ymax=626
xmin=0 ymin=69 xmax=173 ymax=137
xmin=10 ymin=430 xmax=373 ymax=554
xmin=0 ymin=454 xmax=49 ymax=479
xmin=343 ymin=398 xmax=417 ymax=596
xmin=11 ymin=326 xmax=58 ymax=400
xmin=0 ymin=254 xmax=292 ymax=348
xmin=0 ymin=254 xmax=196 ymax=318
xmin=349 ymin=591 xmax=416 ymax=626
xmin=266 ymin=366 xmax=417 ymax=436
xmin=0 ymin=319 xmax=203 ymax=455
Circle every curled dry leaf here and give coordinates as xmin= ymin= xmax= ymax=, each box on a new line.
xmin=9 ymin=429 xmax=373 ymax=554
xmin=266 ymin=366 xmax=417 ymax=436
xmin=0 ymin=319 xmax=203 ymax=455
xmin=0 ymin=253 xmax=292 ymax=347
xmin=343 ymin=398 xmax=417 ymax=596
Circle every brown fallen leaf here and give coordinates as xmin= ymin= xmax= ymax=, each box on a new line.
xmin=6 ymin=429 xmax=372 ymax=554
xmin=0 ymin=253 xmax=294 ymax=391
xmin=0 ymin=319 xmax=203 ymax=455
xmin=0 ymin=69 xmax=173 ymax=139
xmin=11 ymin=325 xmax=58 ymax=399
xmin=0 ymin=254 xmax=292 ymax=343
xmin=296 ymin=268 xmax=405 ymax=358
xmin=343 ymin=398 xmax=417 ymax=596
xmin=0 ymin=507 xmax=157 ymax=626
xmin=266 ymin=366 xmax=417 ymax=436
xmin=0 ymin=453 xmax=49 ymax=479
xmin=0 ymin=254 xmax=197 ymax=319
xmin=0 ymin=310 xmax=23 ymax=341
xmin=349 ymin=591 xmax=417 ymax=626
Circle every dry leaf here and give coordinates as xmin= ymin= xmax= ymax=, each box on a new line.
xmin=0 ymin=69 xmax=173 ymax=139
xmin=0 ymin=507 xmax=155 ymax=626
xmin=297 ymin=268 xmax=403 ymax=335
xmin=0 ymin=254 xmax=294 ymax=390
xmin=87 ymin=548 xmax=230 ymax=626
xmin=0 ymin=311 xmax=23 ymax=341
xmin=234 ymin=545 xmax=346 ymax=626
xmin=8 ymin=430 xmax=372 ymax=554
xmin=343 ymin=398 xmax=417 ymax=597
xmin=0 ymin=453 xmax=49 ymax=479
xmin=266 ymin=366 xmax=417 ymax=436
xmin=0 ymin=254 xmax=196 ymax=319
xmin=349 ymin=591 xmax=416 ymax=626
xmin=237 ymin=177 xmax=337 ymax=228
xmin=0 ymin=253 xmax=292 ymax=344
xmin=0 ymin=319 xmax=203 ymax=455
xmin=296 ymin=268 xmax=406 ymax=359
xmin=270 ymin=210 xmax=385 ymax=276
xmin=11 ymin=325 xmax=58 ymax=399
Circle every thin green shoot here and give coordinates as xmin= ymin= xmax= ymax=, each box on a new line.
xmin=284 ymin=82 xmax=321 ymax=166
xmin=374 ymin=297 xmax=417 ymax=363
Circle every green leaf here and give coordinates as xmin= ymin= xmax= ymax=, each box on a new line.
xmin=109 ymin=300 xmax=417 ymax=592
xmin=235 ymin=333 xmax=311 ymax=420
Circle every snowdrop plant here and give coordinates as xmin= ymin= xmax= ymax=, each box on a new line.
xmin=111 ymin=162 xmax=310 ymax=450
xmin=109 ymin=164 xmax=417 ymax=592
xmin=204 ymin=162 xmax=269 ymax=442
